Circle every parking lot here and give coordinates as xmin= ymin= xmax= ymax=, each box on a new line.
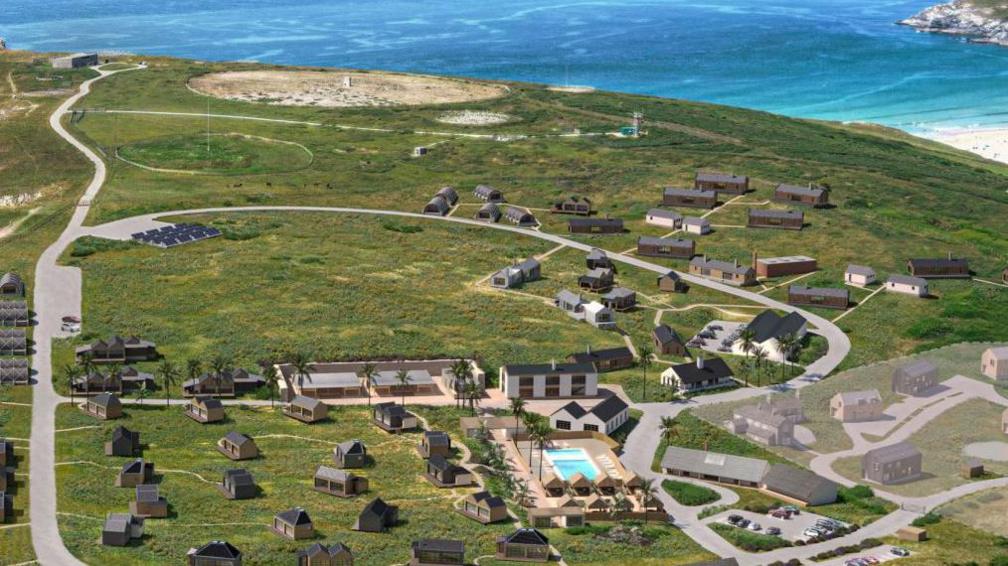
xmin=816 ymin=547 xmax=913 ymax=566
xmin=688 ymin=320 xmax=745 ymax=356
xmin=703 ymin=507 xmax=847 ymax=543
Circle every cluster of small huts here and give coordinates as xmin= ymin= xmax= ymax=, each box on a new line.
xmin=0 ymin=272 xmax=30 ymax=385
xmin=1 ymin=438 xmax=17 ymax=525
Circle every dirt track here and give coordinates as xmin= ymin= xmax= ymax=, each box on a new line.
xmin=189 ymin=70 xmax=507 ymax=107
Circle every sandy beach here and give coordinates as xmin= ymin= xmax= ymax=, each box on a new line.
xmin=927 ymin=128 xmax=1008 ymax=165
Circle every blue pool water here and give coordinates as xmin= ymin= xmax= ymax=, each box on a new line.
xmin=4 ymin=1 xmax=1008 ymax=134
xmin=545 ymin=448 xmax=601 ymax=481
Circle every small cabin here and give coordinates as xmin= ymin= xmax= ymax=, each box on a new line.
xmin=220 ymin=468 xmax=257 ymax=500
xmin=105 ymin=426 xmax=140 ymax=457
xmin=217 ymin=432 xmax=259 ymax=461
xmin=130 ymin=484 xmax=168 ymax=518
xmin=273 ymin=507 xmax=314 ymax=540
xmin=314 ymin=465 xmax=368 ymax=498
xmin=748 ymin=208 xmax=804 ymax=230
xmin=185 ymin=396 xmax=225 ymax=424
xmin=334 ymin=439 xmax=368 ymax=468
xmin=82 ymin=393 xmax=122 ymax=420
xmin=284 ymin=395 xmax=329 ymax=423
xmin=116 ymin=458 xmax=155 ymax=488
xmin=421 ymin=431 xmax=452 ymax=459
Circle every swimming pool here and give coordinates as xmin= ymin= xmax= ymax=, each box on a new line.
xmin=544 ymin=448 xmax=601 ymax=481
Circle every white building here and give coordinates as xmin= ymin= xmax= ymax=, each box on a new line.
xmin=644 ymin=208 xmax=682 ymax=229
xmin=885 ymin=275 xmax=928 ymax=297
xmin=682 ymin=216 xmax=711 ymax=235
xmin=499 ymin=361 xmax=599 ymax=399
xmin=844 ymin=264 xmax=876 ymax=286
xmin=660 ymin=357 xmax=735 ymax=394
xmin=583 ymin=301 xmax=616 ymax=330
xmin=549 ymin=395 xmax=629 ymax=435
xmin=733 ymin=310 xmax=808 ymax=362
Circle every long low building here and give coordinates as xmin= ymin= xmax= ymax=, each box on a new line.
xmin=663 ymin=187 xmax=717 ymax=209
xmin=754 ymin=255 xmax=817 ymax=278
xmin=760 ymin=464 xmax=838 ymax=506
xmin=748 ymin=209 xmax=804 ymax=230
xmin=660 ymin=446 xmax=769 ymax=487
xmin=689 ymin=256 xmax=757 ymax=287
xmin=788 ymin=285 xmax=849 ymax=310
xmin=499 ymin=361 xmax=598 ymax=399
xmin=276 ymin=359 xmax=485 ymax=400
xmin=636 ymin=236 xmax=695 ymax=259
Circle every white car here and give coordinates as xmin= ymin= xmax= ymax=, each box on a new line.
xmin=747 ymin=522 xmax=762 ymax=531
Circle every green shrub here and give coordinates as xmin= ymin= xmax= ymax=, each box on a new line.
xmin=661 ymin=480 xmax=720 ymax=506
xmin=911 ymin=512 xmax=942 ymax=527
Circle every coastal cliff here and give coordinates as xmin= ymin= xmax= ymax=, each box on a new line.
xmin=901 ymin=1 xmax=1008 ymax=46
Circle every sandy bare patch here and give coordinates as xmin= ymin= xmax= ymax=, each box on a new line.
xmin=547 ymin=85 xmax=596 ymax=93
xmin=437 ymin=110 xmax=513 ymax=126
xmin=190 ymin=70 xmax=508 ymax=108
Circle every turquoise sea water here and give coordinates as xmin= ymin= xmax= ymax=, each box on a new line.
xmin=4 ymin=0 xmax=1008 ymax=133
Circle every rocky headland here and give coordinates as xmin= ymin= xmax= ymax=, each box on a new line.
xmin=901 ymin=1 xmax=1008 ymax=46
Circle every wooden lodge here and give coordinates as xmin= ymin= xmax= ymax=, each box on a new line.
xmin=410 ymin=539 xmax=465 ymax=566
xmin=220 ymin=468 xmax=258 ymax=500
xmin=689 ymin=256 xmax=757 ymax=287
xmin=496 ymin=528 xmax=551 ymax=563
xmin=907 ymin=256 xmax=970 ymax=279
xmin=747 ymin=209 xmax=804 ymax=230
xmin=568 ymin=217 xmax=623 ymax=234
xmin=334 ymin=439 xmax=368 ymax=468
xmin=284 ymin=395 xmax=329 ymax=423
xmin=81 ymin=393 xmax=122 ymax=420
xmin=105 ymin=426 xmax=140 ymax=457
xmin=695 ymin=171 xmax=749 ymax=195
xmin=551 ymin=195 xmax=592 ymax=216
xmin=754 ymin=255 xmax=817 ymax=278
xmin=421 ymin=431 xmax=452 ymax=459
xmin=185 ymin=396 xmax=225 ymax=424
xmin=657 ymin=271 xmax=687 ymax=293
xmin=774 ymin=183 xmax=829 ymax=207
xmin=373 ymin=402 xmax=418 ymax=433
xmin=297 ymin=542 xmax=353 ymax=566
xmin=567 ymin=345 xmax=635 ymax=372
xmin=273 ymin=507 xmax=314 ymax=540
xmin=663 ymin=187 xmax=717 ymax=209
xmin=788 ymin=285 xmax=850 ymax=310
xmin=425 ymin=455 xmax=474 ymax=487
xmin=459 ymin=491 xmax=508 ymax=524
xmin=130 ymin=484 xmax=168 ymax=518
xmin=653 ymin=324 xmax=687 ymax=357
xmin=600 ymin=287 xmax=636 ymax=311
xmin=636 ymin=236 xmax=695 ymax=259
xmin=354 ymin=497 xmax=398 ymax=532
xmin=75 ymin=335 xmax=157 ymax=364
xmin=217 ymin=432 xmax=259 ymax=461
xmin=314 ymin=465 xmax=368 ymax=497
xmin=116 ymin=458 xmax=155 ymax=488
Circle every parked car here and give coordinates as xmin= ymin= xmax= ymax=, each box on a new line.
xmin=737 ymin=518 xmax=750 ymax=528
xmin=747 ymin=522 xmax=762 ymax=531
xmin=766 ymin=526 xmax=781 ymax=536
xmin=782 ymin=505 xmax=800 ymax=514
xmin=727 ymin=514 xmax=743 ymax=524
xmin=890 ymin=547 xmax=910 ymax=557
xmin=803 ymin=528 xmax=822 ymax=538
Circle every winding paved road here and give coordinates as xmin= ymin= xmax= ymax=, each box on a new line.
xmin=29 ymin=67 xmax=865 ymax=565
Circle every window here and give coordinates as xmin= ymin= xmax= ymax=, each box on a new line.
xmin=545 ymin=375 xmax=560 ymax=386
xmin=519 ymin=377 xmax=534 ymax=387
xmin=555 ymin=420 xmax=571 ymax=430
xmin=584 ymin=424 xmax=599 ymax=432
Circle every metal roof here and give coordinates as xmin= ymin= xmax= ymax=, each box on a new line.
xmin=660 ymin=446 xmax=769 ymax=484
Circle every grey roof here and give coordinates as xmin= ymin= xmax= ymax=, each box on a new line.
xmin=690 ymin=256 xmax=752 ymax=276
xmin=301 ymin=371 xmax=361 ymax=388
xmin=749 ymin=208 xmax=803 ymax=220
xmin=583 ymin=267 xmax=613 ymax=280
xmin=337 ymin=439 xmax=366 ymax=455
xmin=500 ymin=528 xmax=549 ymax=546
xmin=276 ymin=507 xmax=312 ymax=526
xmin=697 ymin=172 xmax=747 ymax=184
xmin=136 ymin=484 xmax=161 ymax=503
xmin=503 ymin=362 xmax=596 ymax=376
xmin=469 ymin=490 xmax=506 ymax=508
xmin=91 ymin=392 xmax=120 ymax=408
xmin=670 ymin=358 xmax=733 ymax=385
xmin=864 ymin=441 xmax=921 ymax=464
xmin=734 ymin=405 xmax=789 ymax=428
xmin=425 ymin=195 xmax=450 ymax=213
xmin=682 ymin=216 xmax=708 ymax=226
xmin=653 ymin=324 xmax=683 ymax=346
xmin=505 ymin=206 xmax=535 ymax=222
xmin=986 ymin=346 xmax=1008 ymax=360
xmin=477 ymin=202 xmax=500 ymax=215
xmin=120 ymin=458 xmax=148 ymax=475
xmin=554 ymin=401 xmax=588 ymax=419
xmin=289 ymin=395 xmax=326 ymax=410
xmin=194 ymin=396 xmax=223 ymax=409
xmin=887 ymin=274 xmax=928 ymax=287
xmin=424 ymin=431 xmax=451 ymax=446
xmin=660 ymin=446 xmax=769 ymax=484
xmin=223 ymin=468 xmax=255 ymax=486
xmin=836 ymin=389 xmax=881 ymax=405
xmin=638 ymin=236 xmax=694 ymax=248
xmin=299 ymin=542 xmax=352 ymax=559
xmin=569 ymin=217 xmax=623 ymax=228
xmin=746 ymin=310 xmax=808 ymax=343
xmin=646 ymin=208 xmax=682 ymax=220
xmin=104 ymin=512 xmax=140 ymax=534
xmin=555 ymin=289 xmax=585 ymax=306
xmin=517 ymin=257 xmax=540 ymax=272
xmin=223 ymin=431 xmax=252 ymax=446
xmin=589 ymin=395 xmax=628 ymax=421
xmin=601 ymin=287 xmax=634 ymax=300
xmin=474 ymin=184 xmax=502 ymax=198
xmin=569 ymin=346 xmax=633 ymax=364
xmin=846 ymin=264 xmax=875 ymax=277
xmin=761 ymin=464 xmax=837 ymax=502
xmin=436 ymin=186 xmax=458 ymax=203
xmin=413 ymin=539 xmax=464 ymax=554
xmin=897 ymin=359 xmax=937 ymax=378
xmin=0 ymin=273 xmax=23 ymax=290
xmin=192 ymin=540 xmax=241 ymax=559
xmin=776 ymin=184 xmax=826 ymax=197
xmin=586 ymin=248 xmax=608 ymax=261
xmin=909 ymin=257 xmax=968 ymax=270
xmin=664 ymin=187 xmax=716 ymax=198
xmin=789 ymin=285 xmax=849 ymax=300
xmin=373 ymin=369 xmax=433 ymax=386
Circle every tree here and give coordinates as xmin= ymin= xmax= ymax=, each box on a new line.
xmin=360 ymin=362 xmax=377 ymax=407
xmin=394 ymin=367 xmax=410 ymax=407
xmin=62 ymin=363 xmax=82 ymax=406
xmin=185 ymin=358 xmax=203 ymax=394
xmin=290 ymin=351 xmax=313 ymax=399
xmin=637 ymin=341 xmax=654 ymax=401
xmin=105 ymin=362 xmax=122 ymax=393
xmin=463 ymin=381 xmax=482 ymax=415
xmin=79 ymin=353 xmax=95 ymax=399
xmin=521 ymin=412 xmax=540 ymax=466
xmin=752 ymin=345 xmax=767 ymax=387
xmin=639 ymin=477 xmax=658 ymax=524
xmin=452 ymin=359 xmax=474 ymax=410
xmin=155 ymin=359 xmax=179 ymax=408
xmin=513 ymin=479 xmax=530 ymax=508
xmin=208 ymin=355 xmax=231 ymax=399
xmin=659 ymin=415 xmax=678 ymax=445
xmin=531 ymin=420 xmax=553 ymax=482
xmin=778 ymin=332 xmax=798 ymax=380
xmin=261 ymin=363 xmax=280 ymax=409
xmin=134 ymin=381 xmax=149 ymax=405
xmin=509 ymin=397 xmax=526 ymax=436
xmin=738 ymin=327 xmax=756 ymax=361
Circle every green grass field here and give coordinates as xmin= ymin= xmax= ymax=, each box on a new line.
xmin=117 ymin=133 xmax=313 ymax=175
xmin=0 ymin=385 xmax=34 ymax=565
xmin=661 ymin=480 xmax=721 ymax=506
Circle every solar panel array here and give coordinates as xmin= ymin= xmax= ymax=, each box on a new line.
xmin=131 ymin=223 xmax=222 ymax=248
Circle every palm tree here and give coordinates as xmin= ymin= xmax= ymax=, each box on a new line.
xmin=63 ymin=363 xmax=82 ymax=406
xmin=637 ymin=341 xmax=654 ymax=401
xmin=659 ymin=415 xmax=678 ymax=445
xmin=738 ymin=327 xmax=756 ymax=361
xmin=778 ymin=332 xmax=797 ymax=380
xmin=452 ymin=359 xmax=474 ymax=409
xmin=463 ymin=381 xmax=482 ymax=415
xmin=394 ymin=367 xmax=410 ymax=407
xmin=185 ymin=358 xmax=203 ymax=395
xmin=508 ymin=397 xmax=526 ymax=436
xmin=752 ymin=345 xmax=767 ymax=387
xmin=290 ymin=351 xmax=313 ymax=398
xmin=531 ymin=420 xmax=552 ymax=482
xmin=261 ymin=363 xmax=280 ymax=408
xmin=78 ymin=353 xmax=95 ymax=399
xmin=360 ymin=362 xmax=377 ymax=407
xmin=105 ymin=362 xmax=122 ymax=394
xmin=208 ymin=355 xmax=231 ymax=399
xmin=134 ymin=381 xmax=149 ymax=405
xmin=155 ymin=360 xmax=179 ymax=408
xmin=521 ymin=412 xmax=539 ymax=466
xmin=639 ymin=477 xmax=658 ymax=524
xmin=514 ymin=479 xmax=530 ymax=508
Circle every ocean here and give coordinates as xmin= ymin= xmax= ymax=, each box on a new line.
xmin=4 ymin=0 xmax=1008 ymax=134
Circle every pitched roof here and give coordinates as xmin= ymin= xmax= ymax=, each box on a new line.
xmin=652 ymin=324 xmax=683 ymax=346
xmin=193 ymin=395 xmax=223 ymax=409
xmin=316 ymin=465 xmax=354 ymax=482
xmin=289 ymin=395 xmax=326 ymax=410
xmin=223 ymin=468 xmax=255 ymax=486
xmin=424 ymin=431 xmax=451 ymax=446
xmin=690 ymin=256 xmax=753 ymax=276
xmin=337 ymin=439 xmax=366 ymax=455
xmin=660 ymin=446 xmax=769 ymax=484
xmin=749 ymin=208 xmax=803 ymax=220
xmin=669 ymin=358 xmax=733 ymax=384
xmin=601 ymin=287 xmax=634 ymax=300
xmin=223 ymin=431 xmax=252 ymax=446
xmin=568 ymin=217 xmax=623 ymax=228
xmin=590 ymin=395 xmax=629 ymax=421
xmin=192 ymin=540 xmax=241 ymax=559
xmin=846 ymin=264 xmax=875 ymax=277
xmin=586 ymin=248 xmax=608 ymax=261
xmin=836 ymin=389 xmax=881 ymax=405
xmin=104 ymin=512 xmax=140 ymax=534
xmin=697 ymin=172 xmax=747 ymax=184
xmin=682 ymin=216 xmax=708 ymax=226
xmin=468 ymin=490 xmax=505 ymax=508
xmin=887 ymin=274 xmax=928 ymax=287
xmin=638 ymin=236 xmax=694 ymax=248
xmin=568 ymin=346 xmax=633 ymax=364
xmin=908 ymin=257 xmax=968 ymax=270
xmin=776 ymin=183 xmax=826 ymax=197
xmin=582 ymin=267 xmax=613 ymax=280
xmin=789 ymin=285 xmax=849 ymax=300
xmin=897 ymin=359 xmax=937 ymax=378
xmin=864 ymin=441 xmax=921 ymax=464
xmin=373 ymin=369 xmax=434 ymax=387
xmin=986 ymin=346 xmax=1008 ymax=361
xmin=500 ymin=528 xmax=549 ymax=546
xmin=646 ymin=208 xmax=683 ymax=220
xmin=746 ymin=310 xmax=808 ymax=343
xmin=361 ymin=497 xmax=396 ymax=518
xmin=91 ymin=392 xmax=120 ymax=407
xmin=761 ymin=464 xmax=837 ymax=502
xmin=664 ymin=187 xmax=715 ymax=198
xmin=734 ymin=405 xmax=789 ymax=428
xmin=555 ymin=289 xmax=585 ymax=306
xmin=276 ymin=507 xmax=312 ymax=526
xmin=413 ymin=539 xmax=464 ymax=553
